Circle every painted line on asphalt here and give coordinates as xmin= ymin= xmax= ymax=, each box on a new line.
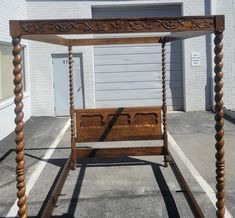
xmin=6 ymin=119 xmax=70 ymax=217
xmin=168 ymin=133 xmax=233 ymax=218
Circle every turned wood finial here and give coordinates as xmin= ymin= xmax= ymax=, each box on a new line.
xmin=161 ymin=40 xmax=168 ymax=167
xmin=68 ymin=46 xmax=76 ymax=169
xmin=214 ymin=31 xmax=225 ymax=218
xmin=12 ymin=37 xmax=27 ymax=218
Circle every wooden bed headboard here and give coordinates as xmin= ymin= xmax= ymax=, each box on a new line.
xmin=74 ymin=106 xmax=162 ymax=142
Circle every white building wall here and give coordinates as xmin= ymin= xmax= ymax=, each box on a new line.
xmin=215 ymin=0 xmax=235 ymax=110
xmin=0 ymin=0 xmax=31 ymax=140
xmin=0 ymin=0 xmax=27 ymax=42
xmin=26 ymin=1 xmax=95 ymax=116
xmin=181 ymin=0 xmax=211 ymax=111
xmin=0 ymin=0 xmax=233 ymax=139
xmin=26 ymin=0 xmax=234 ymax=115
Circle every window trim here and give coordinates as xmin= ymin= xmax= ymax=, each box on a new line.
xmin=0 ymin=41 xmax=27 ymax=101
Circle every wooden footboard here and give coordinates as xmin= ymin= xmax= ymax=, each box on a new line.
xmin=74 ymin=107 xmax=162 ymax=142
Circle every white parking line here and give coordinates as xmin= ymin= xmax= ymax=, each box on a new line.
xmin=168 ymin=133 xmax=233 ymax=218
xmin=7 ymin=120 xmax=232 ymax=217
xmin=6 ymin=119 xmax=70 ymax=217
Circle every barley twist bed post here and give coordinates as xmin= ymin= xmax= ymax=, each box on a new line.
xmin=161 ymin=39 xmax=169 ymax=167
xmin=68 ymin=45 xmax=76 ymax=170
xmin=9 ymin=15 xmax=226 ymax=218
xmin=214 ymin=30 xmax=225 ymax=218
xmin=12 ymin=36 xmax=27 ymax=218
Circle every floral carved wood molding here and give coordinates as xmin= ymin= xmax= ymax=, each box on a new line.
xmin=17 ymin=17 xmax=215 ymax=35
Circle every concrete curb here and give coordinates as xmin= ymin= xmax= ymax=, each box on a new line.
xmin=224 ymin=107 xmax=235 ymax=122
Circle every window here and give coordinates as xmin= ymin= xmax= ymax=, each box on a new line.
xmin=0 ymin=43 xmax=25 ymax=101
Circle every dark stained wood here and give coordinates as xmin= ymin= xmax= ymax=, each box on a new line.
xmin=168 ymin=152 xmax=205 ymax=218
xmin=23 ymin=35 xmax=68 ymax=46
xmin=12 ymin=36 xmax=27 ymax=218
xmin=69 ymin=36 xmax=175 ymax=46
xmin=215 ymin=15 xmax=225 ymax=33
xmin=161 ymin=40 xmax=169 ymax=167
xmin=40 ymin=155 xmax=72 ymax=218
xmin=22 ymin=35 xmax=168 ymax=46
xmin=39 ymin=150 xmax=204 ymax=218
xmin=68 ymin=46 xmax=76 ymax=170
xmin=75 ymin=146 xmax=164 ymax=158
xmin=75 ymin=134 xmax=163 ymax=143
xmin=214 ymin=31 xmax=225 ymax=218
xmin=10 ymin=14 xmax=226 ymax=218
xmin=9 ymin=16 xmax=217 ymax=37
xmin=74 ymin=107 xmax=162 ymax=142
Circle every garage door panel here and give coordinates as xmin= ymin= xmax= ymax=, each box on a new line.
xmin=96 ymin=88 xmax=183 ymax=101
xmin=93 ymin=5 xmax=181 ymax=18
xmin=94 ymin=43 xmax=181 ymax=55
xmin=95 ymin=71 xmax=182 ymax=83
xmin=96 ymin=99 xmax=183 ymax=110
xmin=96 ymin=81 xmax=182 ymax=91
xmin=93 ymin=5 xmax=183 ymax=110
xmin=95 ymin=63 xmax=182 ymax=73
xmin=94 ymin=53 xmax=181 ymax=65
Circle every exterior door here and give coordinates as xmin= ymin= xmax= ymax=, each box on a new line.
xmin=52 ymin=53 xmax=84 ymax=116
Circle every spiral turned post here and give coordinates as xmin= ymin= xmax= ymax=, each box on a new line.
xmin=12 ymin=37 xmax=27 ymax=218
xmin=68 ymin=46 xmax=76 ymax=170
xmin=161 ymin=40 xmax=169 ymax=167
xmin=214 ymin=32 xmax=225 ymax=218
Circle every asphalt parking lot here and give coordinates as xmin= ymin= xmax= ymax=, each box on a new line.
xmin=0 ymin=111 xmax=234 ymax=217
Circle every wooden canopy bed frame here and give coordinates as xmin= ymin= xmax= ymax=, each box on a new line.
xmin=10 ymin=15 xmax=225 ymax=218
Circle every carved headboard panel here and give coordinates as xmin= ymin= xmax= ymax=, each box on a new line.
xmin=74 ymin=107 xmax=162 ymax=142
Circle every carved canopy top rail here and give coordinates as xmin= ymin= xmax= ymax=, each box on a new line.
xmin=10 ymin=15 xmax=224 ymax=39
xmin=22 ymin=35 xmax=175 ymax=46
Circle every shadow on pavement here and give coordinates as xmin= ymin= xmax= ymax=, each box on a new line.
xmin=27 ymin=156 xmax=181 ymax=218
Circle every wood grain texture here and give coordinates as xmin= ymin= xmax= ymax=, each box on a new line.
xmin=68 ymin=46 xmax=76 ymax=170
xmin=69 ymin=36 xmax=175 ymax=46
xmin=75 ymin=146 xmax=164 ymax=158
xmin=12 ymin=37 xmax=27 ymax=218
xmin=9 ymin=16 xmax=217 ymax=36
xmin=9 ymin=15 xmax=225 ymax=218
xmin=168 ymin=151 xmax=205 ymax=217
xmin=162 ymin=40 xmax=169 ymax=167
xmin=23 ymin=35 xmax=68 ymax=45
xmin=74 ymin=107 xmax=162 ymax=142
xmin=214 ymin=31 xmax=225 ymax=218
xmin=40 ymin=155 xmax=72 ymax=218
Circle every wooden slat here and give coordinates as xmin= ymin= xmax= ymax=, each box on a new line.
xmin=22 ymin=35 xmax=68 ymax=45
xmin=168 ymin=152 xmax=205 ymax=217
xmin=75 ymin=134 xmax=163 ymax=143
xmin=70 ymin=36 xmax=175 ymax=46
xmin=75 ymin=146 xmax=164 ymax=158
xmin=22 ymin=36 xmax=175 ymax=46
xmin=75 ymin=107 xmax=162 ymax=142
xmin=40 ymin=155 xmax=72 ymax=218
xmin=74 ymin=106 xmax=162 ymax=114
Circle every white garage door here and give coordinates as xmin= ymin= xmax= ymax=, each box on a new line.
xmin=92 ymin=5 xmax=183 ymax=110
